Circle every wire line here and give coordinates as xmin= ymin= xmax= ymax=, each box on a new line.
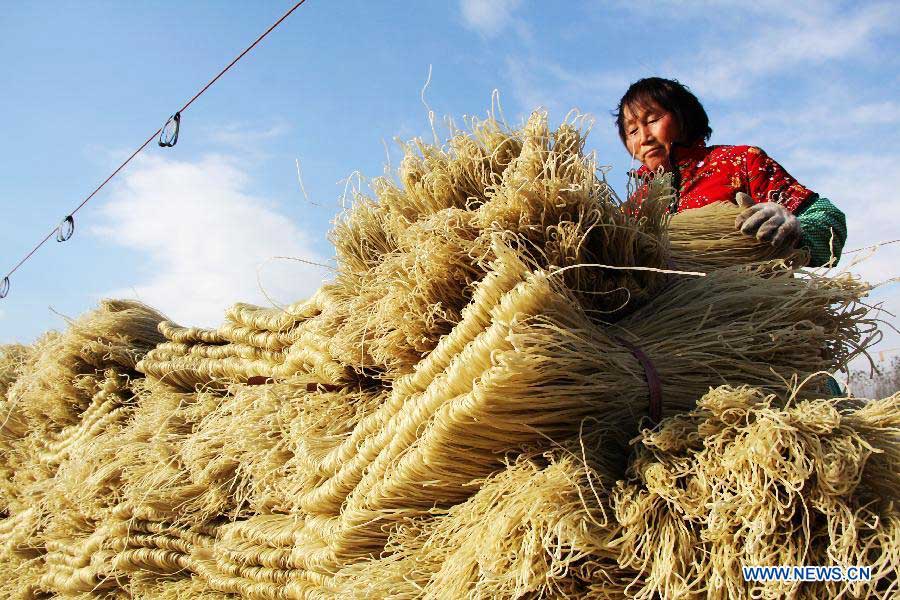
xmin=2 ymin=0 xmax=309 ymax=285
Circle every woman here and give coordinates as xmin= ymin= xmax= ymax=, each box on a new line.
xmin=615 ymin=77 xmax=845 ymax=267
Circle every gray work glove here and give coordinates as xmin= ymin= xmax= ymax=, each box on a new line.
xmin=734 ymin=192 xmax=801 ymax=248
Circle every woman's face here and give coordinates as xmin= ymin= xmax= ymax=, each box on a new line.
xmin=622 ymin=102 xmax=680 ymax=172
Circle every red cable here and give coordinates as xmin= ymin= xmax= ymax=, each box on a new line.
xmin=2 ymin=0 xmax=308 ymax=284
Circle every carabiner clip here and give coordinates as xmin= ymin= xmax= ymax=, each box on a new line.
xmin=159 ymin=112 xmax=181 ymax=147
xmin=0 ymin=277 xmax=9 ymax=299
xmin=57 ymin=215 xmax=75 ymax=242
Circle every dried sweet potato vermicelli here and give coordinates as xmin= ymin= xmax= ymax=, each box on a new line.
xmin=0 ymin=109 xmax=894 ymax=599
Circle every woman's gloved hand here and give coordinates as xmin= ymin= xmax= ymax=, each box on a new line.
xmin=734 ymin=192 xmax=801 ymax=248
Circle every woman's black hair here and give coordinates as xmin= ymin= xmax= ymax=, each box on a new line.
xmin=614 ymin=77 xmax=712 ymax=146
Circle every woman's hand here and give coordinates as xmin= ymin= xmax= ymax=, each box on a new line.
xmin=734 ymin=192 xmax=801 ymax=248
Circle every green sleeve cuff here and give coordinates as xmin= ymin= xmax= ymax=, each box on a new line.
xmin=796 ymin=195 xmax=847 ymax=267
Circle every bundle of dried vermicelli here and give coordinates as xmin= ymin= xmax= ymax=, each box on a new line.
xmin=176 ymin=379 xmax=378 ymax=517
xmin=27 ymin=379 xmax=226 ymax=595
xmin=136 ymin=113 xmax=710 ymax=390
xmin=36 ymin=515 xmax=216 ymax=596
xmin=0 ymin=344 xmax=31 ymax=399
xmin=475 ymin=115 xmax=670 ymax=316
xmin=39 ymin=519 xmax=124 ymax=595
xmin=138 ymin=287 xmax=357 ymax=391
xmin=186 ymin=251 xmax=539 ymax=592
xmin=114 ymin=380 xmax=242 ymax=527
xmin=611 ymin=385 xmax=900 ymax=600
xmin=0 ymin=507 xmax=44 ymax=598
xmin=37 ymin=373 xmax=136 ymax=541
xmin=330 ymin=432 xmax=634 ymax=600
xmin=127 ymin=572 xmax=236 ymax=600
xmin=110 ymin=375 xmax=368 ymax=530
xmin=185 ymin=253 xmax=596 ymax=593
xmin=611 ymin=263 xmax=874 ymax=408
xmin=9 ymin=299 xmax=166 ymax=431
xmin=324 ymin=207 xmax=483 ymax=375
xmin=13 ymin=426 xmax=131 ymax=592
xmin=0 ymin=302 xmax=165 ymax=597
xmin=136 ymin=118 xmax=528 ymax=386
xmin=107 ymin=518 xmax=217 ymax=577
xmin=668 ymin=199 xmax=808 ymax=271
xmin=0 ymin=344 xmax=33 ymax=512
xmin=139 ymin=111 xmax=832 ymax=393
xmin=192 ymin=515 xmax=334 ymax=599
xmin=115 ymin=240 xmax=880 ymax=595
xmin=319 ymin=120 xmax=526 ymax=376
xmin=138 ymin=111 xmax=827 ymax=393
xmin=1 ymin=377 xmax=224 ymax=599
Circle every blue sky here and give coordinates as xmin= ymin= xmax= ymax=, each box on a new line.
xmin=1 ymin=0 xmax=898 ymax=366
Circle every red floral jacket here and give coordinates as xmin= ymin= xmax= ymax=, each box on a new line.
xmin=632 ymin=142 xmax=815 ymax=213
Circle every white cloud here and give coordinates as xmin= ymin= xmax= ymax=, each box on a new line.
xmin=204 ymin=119 xmax=292 ymax=149
xmin=92 ymin=154 xmax=330 ymax=328
xmin=505 ymin=56 xmax=628 ymax=119
xmin=501 ymin=3 xmax=898 ymax=114
xmin=460 ymin=0 xmax=522 ymax=36
xmin=850 ymin=101 xmax=900 ymax=126
xmin=602 ymin=1 xmax=896 ymax=101
xmin=500 ymin=4 xmax=896 ymax=128
xmin=679 ymin=3 xmax=894 ymax=99
xmin=713 ymin=98 xmax=900 ymax=149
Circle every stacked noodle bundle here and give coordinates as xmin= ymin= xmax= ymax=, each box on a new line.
xmin=135 ymin=114 xmax=799 ymax=396
xmin=330 ymin=435 xmax=632 ymax=599
xmin=40 ymin=520 xmax=124 ymax=595
xmin=0 ymin=508 xmax=43 ymax=599
xmin=611 ymin=386 xmax=900 ymax=599
xmin=12 ymin=373 xmax=229 ymax=597
xmin=138 ymin=287 xmax=352 ymax=391
xmin=112 ymin=380 xmax=242 ymax=527
xmin=0 ymin=301 xmax=166 ymax=597
xmin=5 ymin=300 xmax=164 ymax=443
xmin=0 ymin=344 xmax=33 ymax=514
xmin=0 ymin=344 xmax=31 ymax=399
xmin=329 ymin=386 xmax=900 ymax=599
xmin=107 ymin=519 xmax=217 ymax=577
xmin=668 ymin=198 xmax=809 ymax=271
xmin=127 ymin=574 xmax=236 ymax=600
xmin=0 ymin=108 xmax=896 ymax=599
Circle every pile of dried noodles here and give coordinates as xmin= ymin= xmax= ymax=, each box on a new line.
xmin=0 ymin=108 xmax=894 ymax=599
xmin=612 ymin=386 xmax=899 ymax=599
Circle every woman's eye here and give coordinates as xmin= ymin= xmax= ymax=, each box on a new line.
xmin=628 ymin=129 xmax=638 ymax=136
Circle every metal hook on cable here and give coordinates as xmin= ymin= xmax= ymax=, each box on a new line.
xmin=56 ymin=215 xmax=75 ymax=242
xmin=158 ymin=112 xmax=181 ymax=147
xmin=0 ymin=277 xmax=9 ymax=299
